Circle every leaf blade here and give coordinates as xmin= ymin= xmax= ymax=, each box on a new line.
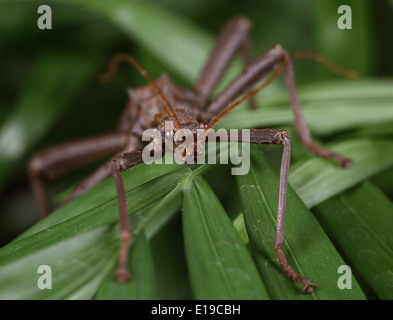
xmin=182 ymin=175 xmax=268 ymax=300
xmin=289 ymin=139 xmax=393 ymax=208
xmin=0 ymin=226 xmax=118 ymax=300
xmin=313 ymin=181 xmax=393 ymax=300
xmin=237 ymin=146 xmax=366 ymax=299
xmin=95 ymin=230 xmax=156 ymax=300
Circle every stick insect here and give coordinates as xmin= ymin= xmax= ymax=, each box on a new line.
xmin=28 ymin=16 xmax=357 ymax=293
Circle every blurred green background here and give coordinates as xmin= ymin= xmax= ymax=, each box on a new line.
xmin=0 ymin=0 xmax=392 ymax=300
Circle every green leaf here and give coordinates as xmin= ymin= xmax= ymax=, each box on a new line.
xmin=0 ymin=226 xmax=118 ymax=300
xmin=0 ymin=163 xmax=187 ymax=265
xmin=347 ymin=121 xmax=393 ymax=139
xmin=95 ymin=230 xmax=156 ymax=300
xmin=218 ymin=80 xmax=393 ymax=136
xmin=289 ymin=139 xmax=393 ymax=208
xmin=0 ymin=163 xmax=187 ymax=299
xmin=313 ymin=181 xmax=393 ymax=300
xmin=182 ymin=175 xmax=268 ymax=299
xmin=237 ymin=146 xmax=365 ymax=299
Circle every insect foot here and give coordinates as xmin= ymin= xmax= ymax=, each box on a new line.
xmin=302 ymin=281 xmax=318 ymax=294
xmin=275 ymin=248 xmax=317 ymax=294
xmin=338 ymin=156 xmax=352 ymax=168
xmin=302 ymin=141 xmax=352 ymax=169
xmin=113 ymin=229 xmax=133 ymax=283
xmin=114 ymin=267 xmax=132 ymax=283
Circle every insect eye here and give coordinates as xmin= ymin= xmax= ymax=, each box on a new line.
xmin=199 ymin=122 xmax=208 ymax=129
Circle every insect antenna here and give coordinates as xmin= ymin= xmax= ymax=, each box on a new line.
xmin=99 ymin=53 xmax=182 ymax=130
xmin=290 ymin=51 xmax=360 ymax=80
xmin=207 ymin=52 xmax=359 ymax=130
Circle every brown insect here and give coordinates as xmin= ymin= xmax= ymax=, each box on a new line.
xmin=28 ymin=16 xmax=356 ymax=293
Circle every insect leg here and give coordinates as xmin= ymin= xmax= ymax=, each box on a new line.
xmin=195 ymin=15 xmax=254 ymax=106
xmin=28 ymin=133 xmax=134 ymax=217
xmin=236 ymin=128 xmax=317 ymax=293
xmin=283 ymin=51 xmax=351 ymax=167
xmin=111 ymin=151 xmax=144 ymax=282
xmin=206 ymin=45 xmax=351 ymax=167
